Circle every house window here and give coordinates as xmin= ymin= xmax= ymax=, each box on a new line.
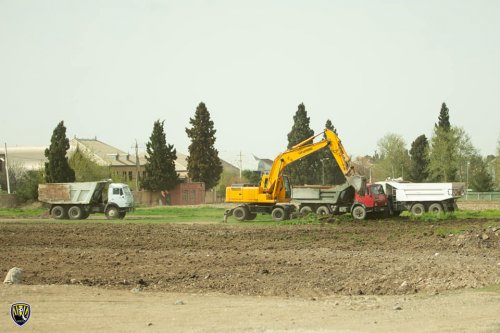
xmin=128 ymin=171 xmax=133 ymax=181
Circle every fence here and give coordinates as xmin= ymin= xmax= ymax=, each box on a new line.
xmin=463 ymin=192 xmax=500 ymax=201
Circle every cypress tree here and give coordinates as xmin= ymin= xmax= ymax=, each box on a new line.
xmin=436 ymin=102 xmax=451 ymax=131
xmin=185 ymin=102 xmax=223 ymax=189
xmin=408 ymin=134 xmax=430 ymax=182
xmin=286 ymin=103 xmax=320 ymax=185
xmin=321 ymin=119 xmax=345 ymax=185
xmin=44 ymin=121 xmax=75 ymax=183
xmin=141 ymin=120 xmax=180 ymax=191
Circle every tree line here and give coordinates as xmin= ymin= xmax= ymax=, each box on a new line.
xmin=2 ymin=102 xmax=223 ymax=202
xmin=2 ymin=101 xmax=499 ymax=203
xmin=243 ymin=102 xmax=498 ymax=192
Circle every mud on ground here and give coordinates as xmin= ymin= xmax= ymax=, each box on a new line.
xmin=1 ymin=219 xmax=499 ymax=297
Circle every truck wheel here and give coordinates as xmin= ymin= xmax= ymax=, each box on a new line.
xmin=271 ymin=207 xmax=286 ymax=221
xmin=68 ymin=206 xmax=83 ymax=220
xmin=315 ymin=206 xmax=330 ymax=216
xmin=351 ymin=206 xmax=367 ymax=220
xmin=233 ymin=206 xmax=248 ymax=221
xmin=118 ymin=212 xmax=126 ymax=219
xmin=105 ymin=206 xmax=119 ymax=220
xmin=410 ymin=203 xmax=425 ymax=216
xmin=299 ymin=206 xmax=313 ymax=214
xmin=51 ymin=205 xmax=67 ymax=220
xmin=246 ymin=213 xmax=257 ymax=221
xmin=428 ymin=203 xmax=443 ymax=214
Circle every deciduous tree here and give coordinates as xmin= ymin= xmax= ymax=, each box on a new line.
xmin=69 ymin=147 xmax=110 ymax=182
xmin=44 ymin=121 xmax=75 ymax=183
xmin=376 ymin=133 xmax=410 ymax=180
xmin=469 ymin=155 xmax=494 ymax=192
xmin=185 ymin=102 xmax=223 ymax=189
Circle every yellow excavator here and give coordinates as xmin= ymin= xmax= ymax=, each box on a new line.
xmin=224 ymin=128 xmax=364 ymax=222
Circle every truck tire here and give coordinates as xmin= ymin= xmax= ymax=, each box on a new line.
xmin=428 ymin=203 xmax=443 ymax=214
xmin=410 ymin=203 xmax=425 ymax=216
xmin=68 ymin=206 xmax=84 ymax=220
xmin=299 ymin=206 xmax=313 ymax=214
xmin=271 ymin=207 xmax=286 ymax=221
xmin=351 ymin=205 xmax=367 ymax=220
xmin=233 ymin=206 xmax=248 ymax=221
xmin=118 ymin=212 xmax=126 ymax=219
xmin=246 ymin=213 xmax=257 ymax=221
xmin=105 ymin=206 xmax=120 ymax=220
xmin=315 ymin=206 xmax=330 ymax=216
xmin=51 ymin=205 xmax=67 ymax=220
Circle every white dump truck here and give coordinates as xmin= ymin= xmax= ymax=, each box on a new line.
xmin=376 ymin=180 xmax=465 ymax=216
xmin=38 ymin=181 xmax=134 ymax=220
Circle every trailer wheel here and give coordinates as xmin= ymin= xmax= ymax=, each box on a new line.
xmin=105 ymin=206 xmax=119 ymax=220
xmin=68 ymin=206 xmax=83 ymax=220
xmin=351 ymin=206 xmax=367 ymax=220
xmin=299 ymin=206 xmax=313 ymax=214
xmin=271 ymin=207 xmax=286 ymax=221
xmin=51 ymin=205 xmax=67 ymax=220
xmin=315 ymin=206 xmax=330 ymax=216
xmin=428 ymin=203 xmax=443 ymax=214
xmin=233 ymin=206 xmax=248 ymax=221
xmin=410 ymin=203 xmax=425 ymax=216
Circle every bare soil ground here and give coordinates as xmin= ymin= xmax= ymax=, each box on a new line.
xmin=1 ymin=218 xmax=499 ymax=332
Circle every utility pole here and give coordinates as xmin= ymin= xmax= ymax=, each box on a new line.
xmin=135 ymin=140 xmax=140 ymax=191
xmin=4 ymin=143 xmax=11 ymax=194
xmin=238 ymin=151 xmax=243 ymax=181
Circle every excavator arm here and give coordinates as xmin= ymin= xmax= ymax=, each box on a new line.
xmin=263 ymin=128 xmax=358 ymax=196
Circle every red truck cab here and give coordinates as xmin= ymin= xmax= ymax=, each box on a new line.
xmin=352 ymin=183 xmax=389 ymax=219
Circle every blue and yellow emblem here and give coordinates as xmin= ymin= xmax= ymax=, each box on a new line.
xmin=11 ymin=302 xmax=31 ymax=326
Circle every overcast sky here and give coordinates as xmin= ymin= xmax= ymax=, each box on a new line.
xmin=1 ymin=0 xmax=499 ymax=169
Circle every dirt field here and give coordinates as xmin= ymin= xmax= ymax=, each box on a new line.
xmin=1 ymin=218 xmax=499 ymax=332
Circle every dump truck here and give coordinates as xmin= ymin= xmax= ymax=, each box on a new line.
xmin=224 ymin=128 xmax=364 ymax=222
xmin=292 ymin=181 xmax=389 ymax=220
xmin=376 ymin=180 xmax=465 ymax=216
xmin=38 ymin=181 xmax=134 ymax=220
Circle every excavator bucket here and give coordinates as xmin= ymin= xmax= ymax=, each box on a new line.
xmin=346 ymin=175 xmax=366 ymax=195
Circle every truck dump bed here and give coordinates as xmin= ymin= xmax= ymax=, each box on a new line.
xmin=381 ymin=181 xmax=465 ymax=202
xmin=38 ymin=182 xmax=107 ymax=204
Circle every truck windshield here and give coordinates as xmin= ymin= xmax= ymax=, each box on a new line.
xmin=371 ymin=185 xmax=384 ymax=195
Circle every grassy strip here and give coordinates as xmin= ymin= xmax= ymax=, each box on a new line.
xmin=1 ymin=205 xmax=500 ymax=224
xmin=0 ymin=207 xmax=46 ymax=218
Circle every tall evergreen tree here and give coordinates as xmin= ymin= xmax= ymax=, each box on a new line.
xmin=185 ymin=102 xmax=223 ymax=189
xmin=44 ymin=121 xmax=75 ymax=183
xmin=141 ymin=120 xmax=179 ymax=191
xmin=286 ymin=103 xmax=319 ymax=185
xmin=320 ymin=119 xmax=345 ymax=185
xmin=436 ymin=102 xmax=451 ymax=131
xmin=408 ymin=134 xmax=429 ymax=182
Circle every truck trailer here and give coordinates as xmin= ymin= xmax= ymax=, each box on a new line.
xmin=38 ymin=181 xmax=134 ymax=220
xmin=376 ymin=181 xmax=465 ymax=216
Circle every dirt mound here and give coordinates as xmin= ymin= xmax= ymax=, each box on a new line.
xmin=1 ymin=220 xmax=499 ymax=297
